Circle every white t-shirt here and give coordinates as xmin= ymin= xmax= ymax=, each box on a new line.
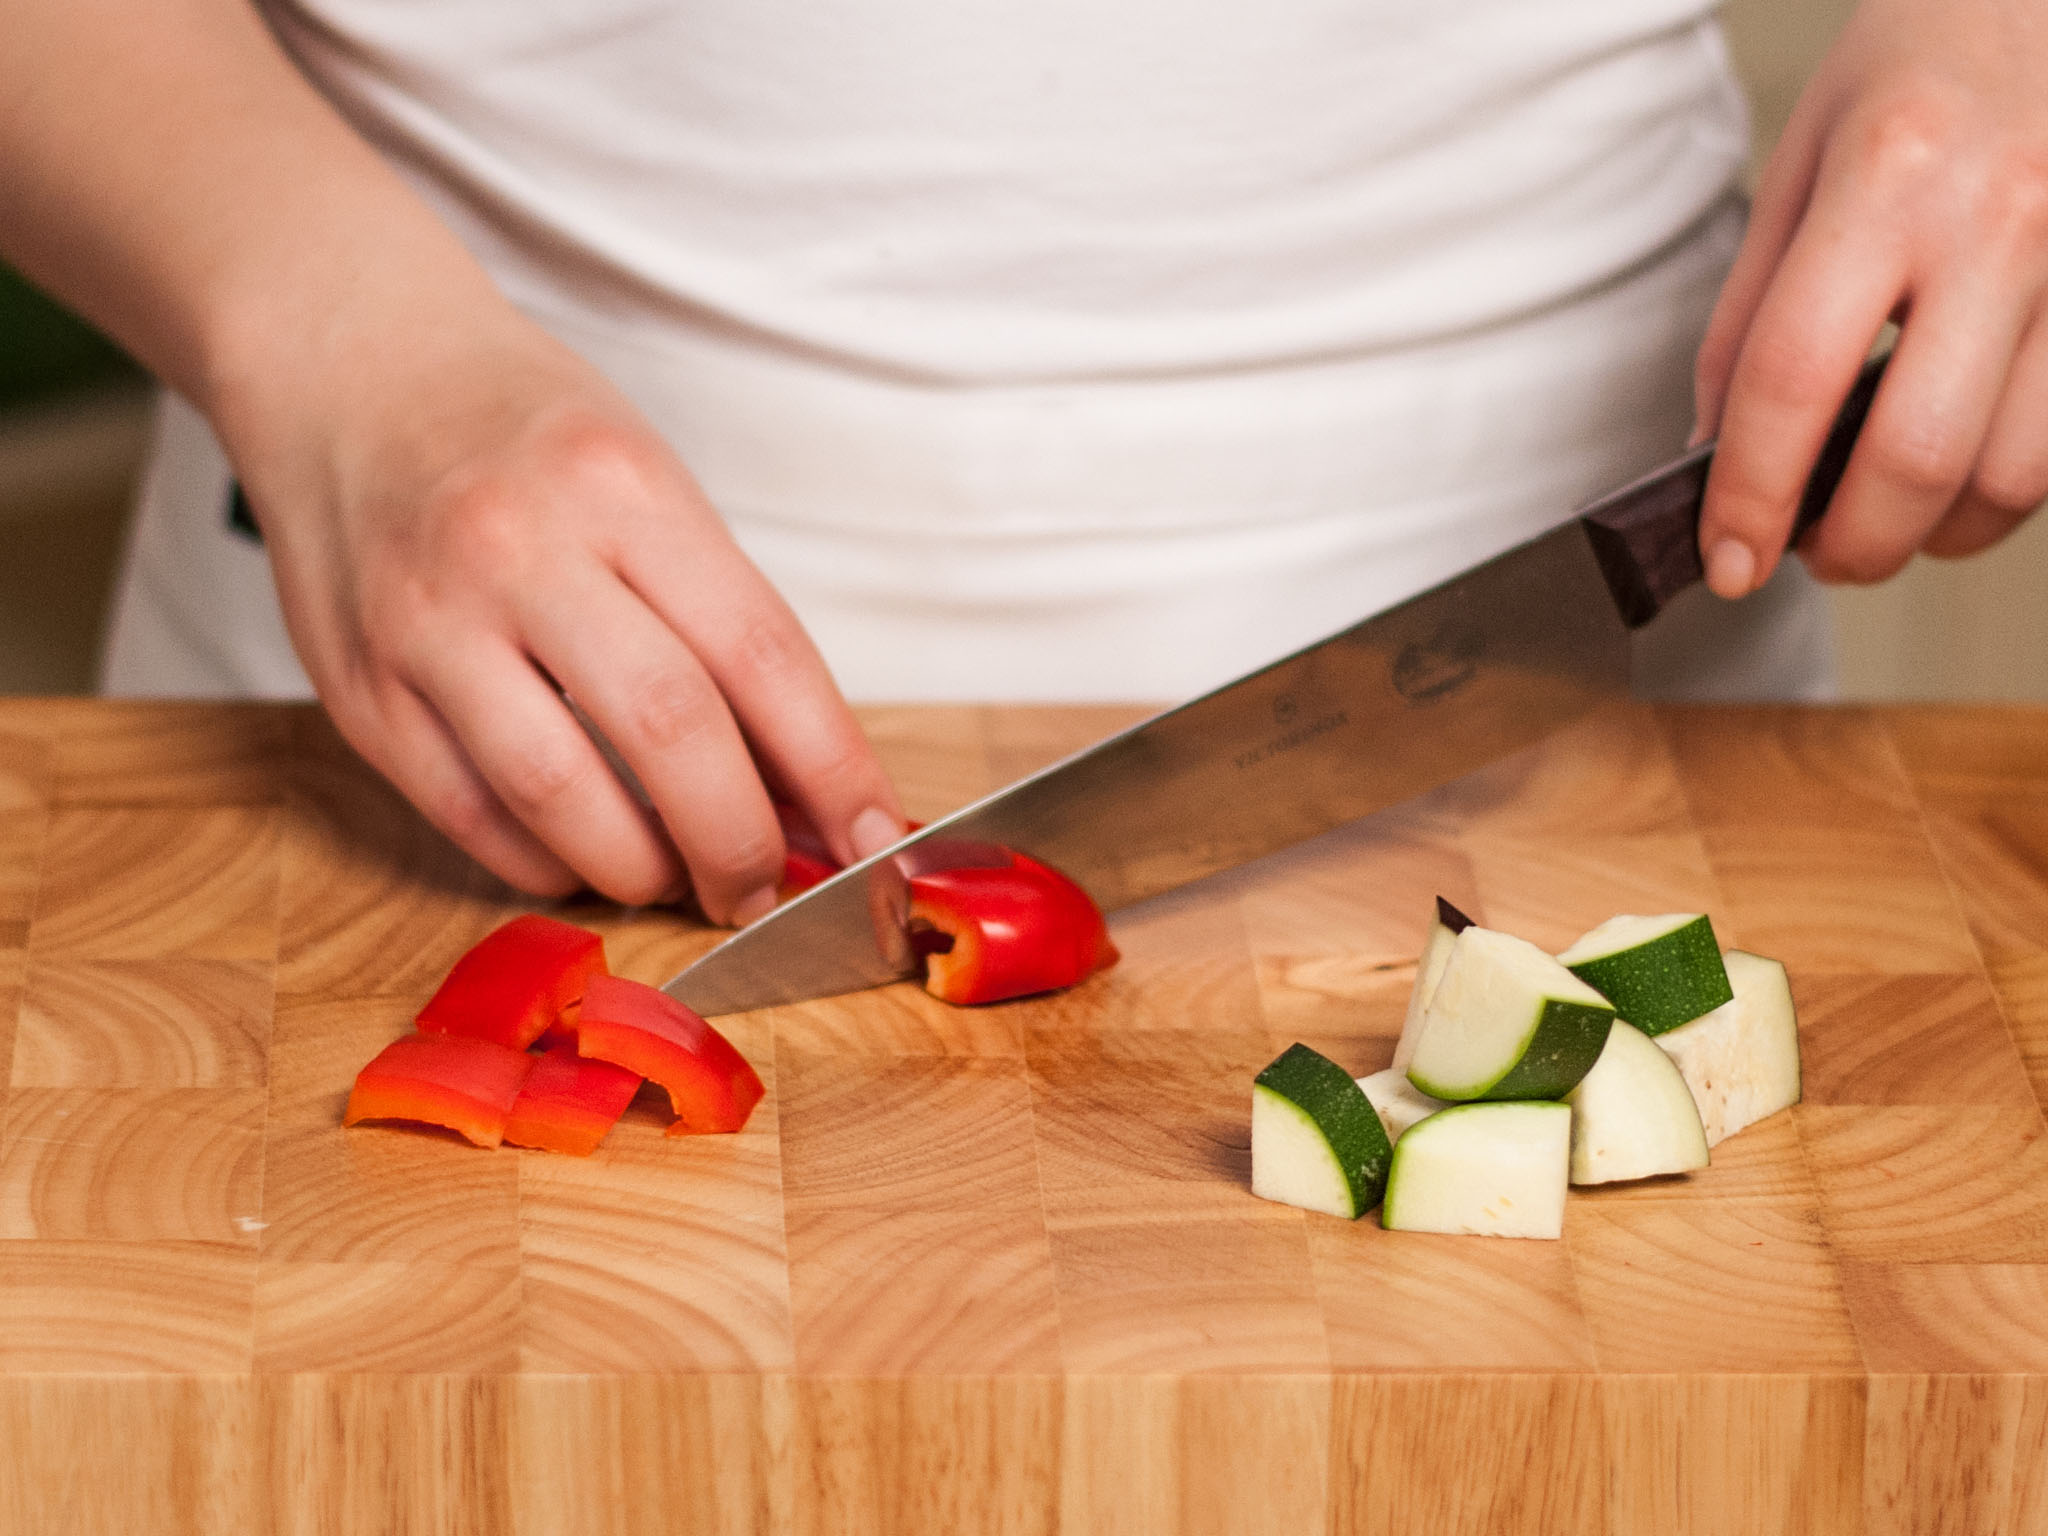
xmin=103 ymin=0 xmax=1835 ymax=701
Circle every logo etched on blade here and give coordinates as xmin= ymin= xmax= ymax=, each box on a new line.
xmin=1233 ymin=708 xmax=1349 ymax=772
xmin=1393 ymin=624 xmax=1484 ymax=705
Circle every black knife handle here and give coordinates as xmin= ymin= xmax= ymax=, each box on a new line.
xmin=1581 ymin=349 xmax=1891 ymax=629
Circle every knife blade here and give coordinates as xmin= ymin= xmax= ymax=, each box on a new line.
xmin=664 ymin=354 xmax=1890 ymax=1016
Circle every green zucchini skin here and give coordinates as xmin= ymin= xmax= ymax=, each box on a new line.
xmin=1255 ymin=1043 xmax=1394 ymax=1217
xmin=1563 ymin=914 xmax=1732 ymax=1036
xmin=1473 ymin=997 xmax=1618 ymax=1100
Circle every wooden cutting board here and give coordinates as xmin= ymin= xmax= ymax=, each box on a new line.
xmin=1 ymin=697 xmax=2045 ymax=1535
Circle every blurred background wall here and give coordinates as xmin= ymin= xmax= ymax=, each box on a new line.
xmin=0 ymin=0 xmax=2041 ymax=698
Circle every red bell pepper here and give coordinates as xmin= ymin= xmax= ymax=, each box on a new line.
xmin=501 ymin=1045 xmax=644 ymax=1156
xmin=777 ymin=808 xmax=927 ymax=900
xmin=532 ymin=999 xmax=582 ymax=1052
xmin=417 ymin=914 xmax=606 ymax=1049
xmin=575 ymin=974 xmax=765 ymax=1134
xmin=343 ymin=1034 xmax=536 ymax=1149
xmin=776 ymin=803 xmax=840 ymax=898
xmin=908 ymin=850 xmax=1118 ymax=1005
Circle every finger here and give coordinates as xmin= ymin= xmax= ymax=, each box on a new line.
xmin=411 ymin=633 xmax=688 ymax=909
xmin=1936 ymin=310 xmax=2048 ymax=552
xmin=1696 ymin=172 xmax=1909 ymax=596
xmin=1803 ymin=276 xmax=2026 ymax=584
xmin=617 ymin=531 xmax=906 ymax=870
xmin=330 ymin=680 xmax=581 ymax=897
xmin=1695 ymin=94 xmax=1833 ymax=442
xmin=1920 ymin=488 xmax=2032 ymax=560
xmin=520 ymin=567 xmax=788 ymax=925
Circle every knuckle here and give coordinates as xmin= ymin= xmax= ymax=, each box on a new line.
xmin=699 ymin=824 xmax=784 ymax=895
xmin=625 ymin=669 xmax=716 ymax=753
xmin=541 ymin=413 xmax=662 ymax=501
xmin=725 ymin=609 xmax=810 ymax=686
xmin=357 ymin=571 xmax=439 ymax=670
xmin=495 ymin=735 xmax=593 ymax=817
xmin=1739 ymin=329 xmax=1836 ymax=411
xmin=1867 ymin=420 xmax=1972 ymax=498
xmin=429 ymin=482 xmax=536 ymax=594
xmin=806 ymin=736 xmax=878 ymax=798
xmin=1846 ymin=89 xmax=1957 ymax=187
xmin=597 ymin=862 xmax=676 ymax=909
xmin=1811 ymin=546 xmax=1899 ymax=587
xmin=1970 ymin=456 xmax=2048 ymax=516
xmin=430 ymin=779 xmax=497 ymax=854
xmin=1975 ymin=150 xmax=2048 ymax=255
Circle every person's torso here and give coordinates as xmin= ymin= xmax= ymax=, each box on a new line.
xmin=115 ymin=3 xmax=1820 ymax=706
xmin=263 ymin=0 xmax=1746 ymax=383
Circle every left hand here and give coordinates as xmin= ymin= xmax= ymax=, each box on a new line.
xmin=1693 ymin=0 xmax=2048 ymax=596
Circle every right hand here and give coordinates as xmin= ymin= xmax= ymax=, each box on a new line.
xmin=230 ymin=305 xmax=904 ymax=923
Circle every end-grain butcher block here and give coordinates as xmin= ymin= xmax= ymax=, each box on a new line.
xmin=1 ymin=697 xmax=2045 ymax=1535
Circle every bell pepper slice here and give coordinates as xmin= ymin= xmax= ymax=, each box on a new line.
xmin=575 ymin=974 xmax=765 ymax=1134
xmin=343 ymin=1034 xmax=536 ymax=1148
xmin=417 ymin=914 xmax=607 ymax=1049
xmin=501 ymin=1045 xmax=644 ymax=1156
xmin=908 ymin=851 xmax=1118 ymax=1005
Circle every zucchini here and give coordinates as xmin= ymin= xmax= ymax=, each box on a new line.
xmin=1654 ymin=949 xmax=1801 ymax=1146
xmin=1252 ymin=1043 xmax=1394 ymax=1219
xmin=1406 ymin=926 xmax=1615 ymax=1102
xmin=1564 ymin=1018 xmax=1710 ymax=1184
xmin=1356 ymin=1066 xmax=1448 ymax=1142
xmin=1381 ymin=1101 xmax=1571 ymax=1239
xmin=1558 ymin=912 xmax=1732 ymax=1036
xmin=1391 ymin=896 xmax=1474 ymax=1072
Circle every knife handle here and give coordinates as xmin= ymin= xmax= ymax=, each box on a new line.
xmin=1582 ymin=349 xmax=1891 ymax=629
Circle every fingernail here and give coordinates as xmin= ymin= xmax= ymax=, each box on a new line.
xmin=849 ymin=806 xmax=903 ymax=862
xmin=1704 ymin=539 xmax=1756 ymax=599
xmin=730 ymin=884 xmax=778 ymax=926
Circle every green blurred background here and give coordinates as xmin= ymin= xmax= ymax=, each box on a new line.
xmin=0 ymin=260 xmax=136 ymax=408
xmin=0 ymin=261 xmax=148 ymax=693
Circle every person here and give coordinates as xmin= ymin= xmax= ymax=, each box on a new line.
xmin=3 ymin=0 xmax=2043 ymax=926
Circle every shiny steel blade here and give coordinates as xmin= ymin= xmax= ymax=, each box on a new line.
xmin=665 ymin=516 xmax=1636 ymax=1016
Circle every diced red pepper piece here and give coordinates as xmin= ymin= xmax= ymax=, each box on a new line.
xmin=575 ymin=975 xmax=765 ymax=1134
xmin=417 ymin=914 xmax=607 ymax=1049
xmin=343 ymin=1034 xmax=536 ymax=1148
xmin=908 ymin=850 xmax=1118 ymax=1005
xmin=501 ymin=1045 xmax=644 ymax=1156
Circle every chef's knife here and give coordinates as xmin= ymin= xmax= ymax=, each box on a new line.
xmin=664 ymin=354 xmax=1890 ymax=1016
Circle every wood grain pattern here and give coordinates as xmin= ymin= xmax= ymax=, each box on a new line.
xmin=1 ymin=698 xmax=2046 ymax=1533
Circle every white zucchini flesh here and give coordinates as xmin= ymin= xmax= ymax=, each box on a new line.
xmin=1558 ymin=912 xmax=1698 ymax=960
xmin=1564 ymin=1019 xmax=1710 ymax=1185
xmin=1357 ymin=1067 xmax=1449 ymax=1142
xmin=1392 ymin=915 xmax=1461 ymax=1072
xmin=1250 ymin=1043 xmax=1393 ymax=1219
xmin=1251 ymin=1086 xmax=1358 ymax=1218
xmin=1381 ymin=1102 xmax=1571 ymax=1239
xmin=1407 ymin=927 xmax=1615 ymax=1102
xmin=1653 ymin=950 xmax=1801 ymax=1147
